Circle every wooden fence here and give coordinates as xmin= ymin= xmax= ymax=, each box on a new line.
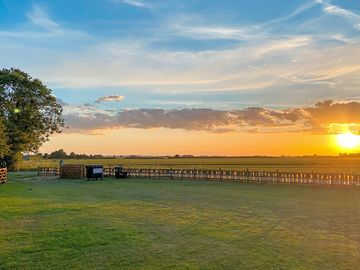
xmin=36 ymin=166 xmax=360 ymax=187
xmin=0 ymin=168 xmax=7 ymax=184
xmin=125 ymin=168 xmax=360 ymax=187
xmin=38 ymin=167 xmax=60 ymax=177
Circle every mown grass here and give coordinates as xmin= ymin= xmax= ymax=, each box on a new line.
xmin=20 ymin=156 xmax=360 ymax=174
xmin=0 ymin=172 xmax=360 ymax=269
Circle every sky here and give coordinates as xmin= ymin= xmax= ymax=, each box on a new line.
xmin=1 ymin=0 xmax=360 ymax=155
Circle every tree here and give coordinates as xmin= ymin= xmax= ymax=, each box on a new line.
xmin=49 ymin=149 xmax=68 ymax=159
xmin=69 ymin=152 xmax=76 ymax=159
xmin=0 ymin=68 xmax=64 ymax=168
xmin=0 ymin=117 xmax=10 ymax=160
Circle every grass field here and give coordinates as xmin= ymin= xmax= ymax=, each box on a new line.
xmin=1 ymin=173 xmax=359 ymax=269
xmin=20 ymin=156 xmax=360 ymax=174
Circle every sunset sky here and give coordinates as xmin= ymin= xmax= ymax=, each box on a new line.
xmin=1 ymin=0 xmax=360 ymax=155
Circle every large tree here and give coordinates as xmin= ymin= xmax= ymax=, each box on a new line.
xmin=0 ymin=68 xmax=64 ymax=168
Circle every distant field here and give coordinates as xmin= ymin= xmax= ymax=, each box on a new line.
xmin=1 ymin=172 xmax=359 ymax=269
xmin=20 ymin=156 xmax=360 ymax=174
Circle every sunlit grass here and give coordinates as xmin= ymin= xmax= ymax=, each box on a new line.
xmin=0 ymin=172 xmax=359 ymax=269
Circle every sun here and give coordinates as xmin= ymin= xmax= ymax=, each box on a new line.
xmin=337 ymin=133 xmax=360 ymax=150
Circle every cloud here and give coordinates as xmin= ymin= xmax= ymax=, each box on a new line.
xmin=328 ymin=123 xmax=360 ymax=135
xmin=95 ymin=95 xmax=125 ymax=103
xmin=172 ymin=24 xmax=265 ymax=41
xmin=317 ymin=0 xmax=360 ymax=31
xmin=63 ymin=100 xmax=360 ymax=134
xmin=170 ymin=1 xmax=320 ymax=42
xmin=63 ymin=107 xmax=303 ymax=133
xmin=0 ymin=4 xmax=89 ymax=39
xmin=1 ymin=0 xmax=360 ymax=110
xmin=108 ymin=0 xmax=150 ymax=8
xmin=27 ymin=5 xmax=62 ymax=32
xmin=306 ymin=100 xmax=360 ymax=127
xmin=41 ymin=35 xmax=360 ymax=103
xmin=29 ymin=0 xmax=359 ymax=101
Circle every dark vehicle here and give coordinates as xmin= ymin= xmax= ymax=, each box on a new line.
xmin=86 ymin=165 xmax=103 ymax=180
xmin=115 ymin=166 xmax=128 ymax=178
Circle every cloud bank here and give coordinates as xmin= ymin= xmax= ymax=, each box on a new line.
xmin=63 ymin=100 xmax=360 ymax=134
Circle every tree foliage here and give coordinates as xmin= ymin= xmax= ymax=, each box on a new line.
xmin=44 ymin=149 xmax=104 ymax=159
xmin=0 ymin=68 xmax=64 ymax=168
xmin=49 ymin=149 xmax=68 ymax=159
xmin=0 ymin=117 xmax=10 ymax=159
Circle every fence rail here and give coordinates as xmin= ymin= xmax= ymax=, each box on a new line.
xmin=125 ymin=168 xmax=360 ymax=187
xmin=0 ymin=168 xmax=7 ymax=184
xmin=38 ymin=167 xmax=60 ymax=177
xmin=36 ymin=166 xmax=360 ymax=187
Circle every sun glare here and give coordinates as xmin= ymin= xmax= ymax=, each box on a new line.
xmin=337 ymin=133 xmax=360 ymax=150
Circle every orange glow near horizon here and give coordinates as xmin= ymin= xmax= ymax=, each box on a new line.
xmin=39 ymin=128 xmax=341 ymax=156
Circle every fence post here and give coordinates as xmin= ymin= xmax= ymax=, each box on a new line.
xmin=170 ymin=168 xmax=173 ymax=180
xmin=352 ymin=175 xmax=356 ymax=187
xmin=330 ymin=174 xmax=333 ymax=186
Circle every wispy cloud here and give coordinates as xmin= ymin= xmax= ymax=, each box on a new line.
xmin=1 ymin=0 xmax=360 ymax=113
xmin=171 ymin=1 xmax=320 ymax=41
xmin=317 ymin=0 xmax=360 ymax=30
xmin=0 ymin=4 xmax=89 ymax=39
xmin=108 ymin=0 xmax=151 ymax=8
xmin=172 ymin=24 xmax=264 ymax=41
xmin=27 ymin=5 xmax=62 ymax=32
xmin=30 ymin=0 xmax=358 ymax=100
xmin=41 ymin=34 xmax=359 ymax=99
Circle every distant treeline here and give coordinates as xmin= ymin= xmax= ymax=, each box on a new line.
xmin=34 ymin=151 xmax=197 ymax=160
xmin=37 ymin=149 xmax=106 ymax=160
xmin=338 ymin=153 xmax=360 ymax=157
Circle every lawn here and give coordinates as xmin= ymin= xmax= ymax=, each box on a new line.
xmin=0 ymin=173 xmax=359 ymax=269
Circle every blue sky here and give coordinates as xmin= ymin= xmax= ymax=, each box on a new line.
xmin=1 ymin=0 xmax=360 ymax=135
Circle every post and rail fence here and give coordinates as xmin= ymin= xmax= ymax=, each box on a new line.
xmin=125 ymin=168 xmax=360 ymax=187
xmin=38 ymin=167 xmax=60 ymax=177
xmin=36 ymin=166 xmax=360 ymax=187
xmin=0 ymin=168 xmax=7 ymax=184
